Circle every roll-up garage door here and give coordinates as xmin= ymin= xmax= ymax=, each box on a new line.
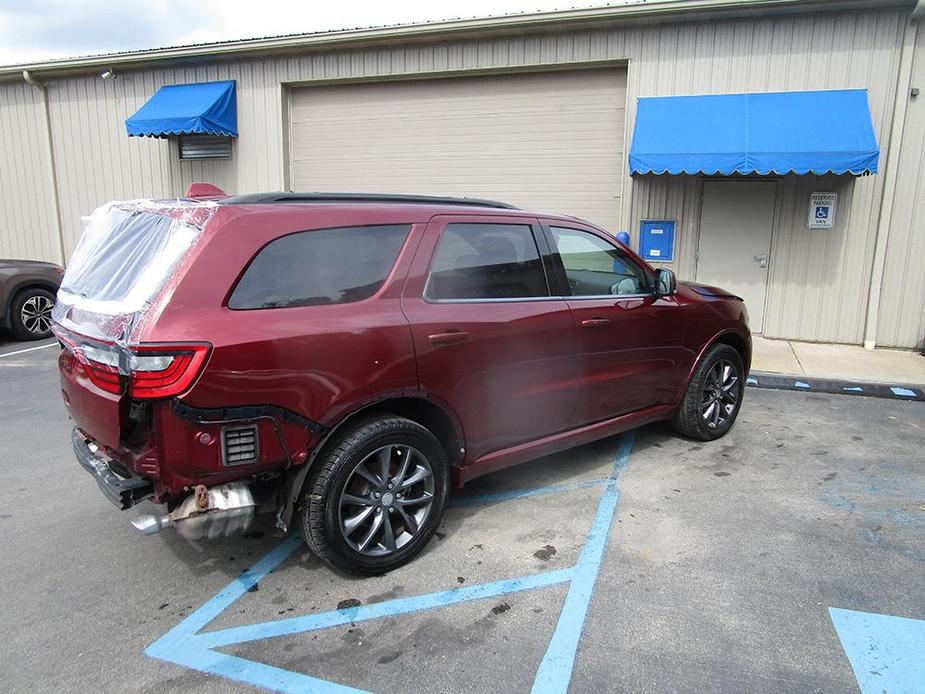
xmin=288 ymin=69 xmax=627 ymax=229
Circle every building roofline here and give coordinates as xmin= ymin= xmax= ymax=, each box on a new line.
xmin=0 ymin=0 xmax=913 ymax=82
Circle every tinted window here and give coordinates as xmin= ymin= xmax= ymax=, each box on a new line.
xmin=229 ymin=224 xmax=410 ymax=309
xmin=550 ymin=227 xmax=650 ymax=297
xmin=425 ymin=223 xmax=548 ymax=300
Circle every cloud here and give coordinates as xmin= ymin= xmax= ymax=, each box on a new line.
xmin=0 ymin=0 xmax=614 ymax=66
xmin=0 ymin=0 xmax=210 ymax=63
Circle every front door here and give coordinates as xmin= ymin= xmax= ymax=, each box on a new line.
xmin=543 ymin=223 xmax=686 ymax=426
xmin=696 ymin=181 xmax=776 ymax=333
xmin=401 ymin=216 xmax=580 ymax=462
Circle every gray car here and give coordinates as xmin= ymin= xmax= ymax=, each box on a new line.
xmin=0 ymin=259 xmax=64 ymax=340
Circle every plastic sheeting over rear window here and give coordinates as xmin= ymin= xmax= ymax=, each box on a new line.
xmin=53 ymin=200 xmax=217 ymax=343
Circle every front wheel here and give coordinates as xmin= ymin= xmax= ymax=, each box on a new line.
xmin=673 ymin=343 xmax=745 ymax=441
xmin=300 ymin=416 xmax=449 ymax=575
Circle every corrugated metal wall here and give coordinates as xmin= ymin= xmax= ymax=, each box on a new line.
xmin=0 ymin=82 xmax=59 ymax=261
xmin=876 ymin=24 xmax=925 ymax=350
xmin=0 ymin=4 xmax=920 ymax=346
xmin=625 ymin=9 xmax=908 ymax=345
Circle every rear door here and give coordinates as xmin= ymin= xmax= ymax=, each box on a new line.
xmin=401 ymin=215 xmax=580 ymax=461
xmin=542 ymin=222 xmax=685 ymax=424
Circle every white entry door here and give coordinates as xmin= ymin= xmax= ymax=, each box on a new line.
xmin=696 ymin=181 xmax=776 ymax=333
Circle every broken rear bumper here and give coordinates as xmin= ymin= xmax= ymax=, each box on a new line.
xmin=72 ymin=428 xmax=153 ymax=510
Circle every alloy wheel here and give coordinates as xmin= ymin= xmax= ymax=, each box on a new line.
xmin=701 ymin=359 xmax=739 ymax=429
xmin=20 ymin=294 xmax=54 ymax=336
xmin=338 ymin=444 xmax=435 ymax=557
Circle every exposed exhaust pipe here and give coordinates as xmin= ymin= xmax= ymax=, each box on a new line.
xmin=131 ymin=514 xmax=173 ymax=534
xmin=131 ymin=482 xmax=256 ymax=540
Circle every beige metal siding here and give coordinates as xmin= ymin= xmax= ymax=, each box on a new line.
xmin=626 ymin=10 xmax=907 ymax=345
xmin=289 ymin=70 xmax=626 ymax=228
xmin=764 ymin=175 xmax=874 ymax=344
xmin=0 ymin=82 xmax=59 ymax=261
xmin=0 ymin=5 xmax=917 ymax=346
xmin=628 ymin=175 xmax=702 ymax=279
xmin=44 ymin=61 xmax=285 ymax=254
xmin=876 ymin=24 xmax=925 ymax=350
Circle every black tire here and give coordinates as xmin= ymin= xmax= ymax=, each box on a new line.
xmin=672 ymin=343 xmax=745 ymax=441
xmin=10 ymin=288 xmax=56 ymax=340
xmin=300 ymin=415 xmax=450 ymax=575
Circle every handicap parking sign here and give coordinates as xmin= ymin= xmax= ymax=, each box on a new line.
xmin=808 ymin=192 xmax=837 ymax=229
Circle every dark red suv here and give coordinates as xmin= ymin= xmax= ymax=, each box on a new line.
xmin=53 ymin=188 xmax=749 ymax=574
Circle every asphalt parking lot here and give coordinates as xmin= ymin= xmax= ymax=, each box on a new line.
xmin=1 ymin=338 xmax=923 ymax=693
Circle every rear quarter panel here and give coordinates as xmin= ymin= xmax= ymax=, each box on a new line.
xmin=139 ymin=207 xmax=428 ymax=426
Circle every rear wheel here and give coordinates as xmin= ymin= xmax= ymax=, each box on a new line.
xmin=300 ymin=416 xmax=449 ymax=575
xmin=673 ymin=343 xmax=744 ymax=441
xmin=11 ymin=288 xmax=55 ymax=340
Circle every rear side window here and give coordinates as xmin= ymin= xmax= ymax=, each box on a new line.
xmin=229 ymin=224 xmax=410 ymax=309
xmin=425 ymin=223 xmax=548 ymax=300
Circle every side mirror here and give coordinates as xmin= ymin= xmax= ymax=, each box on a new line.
xmin=655 ymin=268 xmax=677 ymax=296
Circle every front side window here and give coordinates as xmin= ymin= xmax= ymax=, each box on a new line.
xmin=550 ymin=227 xmax=650 ymax=297
xmin=425 ymin=223 xmax=548 ymax=300
xmin=229 ymin=224 xmax=410 ymax=309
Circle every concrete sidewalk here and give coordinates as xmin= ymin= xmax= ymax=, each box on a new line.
xmin=751 ymin=336 xmax=925 ymax=386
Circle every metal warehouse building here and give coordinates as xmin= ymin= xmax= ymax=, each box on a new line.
xmin=1 ymin=0 xmax=924 ymax=349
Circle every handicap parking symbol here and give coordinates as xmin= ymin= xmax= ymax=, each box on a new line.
xmin=146 ymin=434 xmax=637 ymax=693
xmin=815 ymin=205 xmax=829 ymax=220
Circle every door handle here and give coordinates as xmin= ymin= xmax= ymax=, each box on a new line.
xmin=580 ymin=318 xmax=611 ymax=328
xmin=754 ymin=254 xmax=769 ymax=268
xmin=428 ymin=331 xmax=469 ymax=345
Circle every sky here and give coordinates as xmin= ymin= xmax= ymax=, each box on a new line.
xmin=0 ymin=0 xmax=641 ymax=66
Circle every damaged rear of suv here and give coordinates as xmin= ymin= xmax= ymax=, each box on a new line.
xmin=53 ymin=199 xmax=265 ymax=538
xmin=54 ymin=191 xmax=454 ymax=573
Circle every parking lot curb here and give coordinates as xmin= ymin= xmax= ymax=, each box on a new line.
xmin=747 ymin=371 xmax=925 ymax=402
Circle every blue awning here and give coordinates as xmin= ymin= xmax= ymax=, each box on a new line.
xmin=126 ymin=80 xmax=237 ymax=138
xmin=629 ymin=89 xmax=879 ymax=176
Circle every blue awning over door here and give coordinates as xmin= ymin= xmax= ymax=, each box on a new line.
xmin=125 ymin=80 xmax=237 ymax=138
xmin=628 ymin=89 xmax=879 ymax=176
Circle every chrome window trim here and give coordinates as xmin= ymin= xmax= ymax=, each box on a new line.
xmin=423 ymin=295 xmax=566 ymax=305
xmin=422 ymin=291 xmax=658 ymax=304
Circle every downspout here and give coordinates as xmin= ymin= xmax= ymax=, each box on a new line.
xmin=863 ymin=15 xmax=919 ymax=350
xmin=22 ymin=70 xmax=67 ymax=267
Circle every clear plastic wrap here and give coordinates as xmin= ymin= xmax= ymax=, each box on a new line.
xmin=52 ymin=199 xmax=218 ymax=346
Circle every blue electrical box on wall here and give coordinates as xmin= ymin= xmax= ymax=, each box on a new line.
xmin=639 ymin=220 xmax=676 ymax=262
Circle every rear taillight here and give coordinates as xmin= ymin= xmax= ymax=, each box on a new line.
xmin=127 ymin=344 xmax=211 ymax=399
xmin=58 ymin=332 xmax=210 ymax=399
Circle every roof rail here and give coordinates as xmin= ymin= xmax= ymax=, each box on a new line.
xmin=221 ymin=192 xmax=518 ymax=209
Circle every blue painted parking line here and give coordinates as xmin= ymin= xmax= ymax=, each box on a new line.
xmin=146 ymin=432 xmax=636 ymax=693
xmin=830 ymin=607 xmax=925 ymax=693
xmin=532 ymin=432 xmax=634 ymax=692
